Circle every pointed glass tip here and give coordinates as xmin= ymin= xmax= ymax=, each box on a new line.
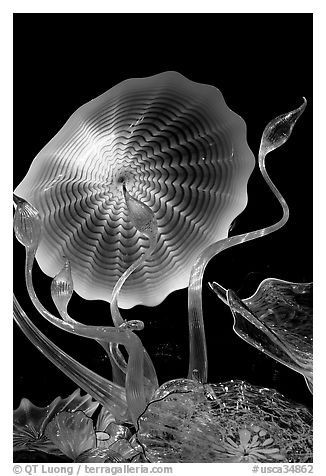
xmin=209 ymin=281 xmax=228 ymax=305
xmin=260 ymin=97 xmax=307 ymax=156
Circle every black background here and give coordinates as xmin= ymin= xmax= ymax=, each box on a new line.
xmin=14 ymin=13 xmax=312 ymax=410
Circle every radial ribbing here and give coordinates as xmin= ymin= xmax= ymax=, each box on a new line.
xmin=15 ymin=72 xmax=255 ymax=308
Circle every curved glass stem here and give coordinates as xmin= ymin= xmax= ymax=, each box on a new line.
xmin=24 ymin=248 xmax=147 ymax=424
xmin=109 ymin=237 xmax=159 ymax=392
xmin=187 ymin=99 xmax=307 ymax=383
xmin=13 ymin=294 xmax=129 ymax=422
xmin=108 ymin=185 xmax=159 ymax=394
xmin=14 ymin=186 xmax=161 ymax=423
xmin=110 ymin=238 xmax=156 ymax=328
xmin=50 ymin=252 xmax=159 ymax=398
xmin=14 ymin=182 xmax=162 ymax=423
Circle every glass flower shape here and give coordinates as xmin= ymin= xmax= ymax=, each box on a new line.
xmin=221 ymin=427 xmax=284 ymax=462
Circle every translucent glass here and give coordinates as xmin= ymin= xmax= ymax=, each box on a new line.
xmin=13 ymin=73 xmax=311 ymax=464
xmin=13 ymin=389 xmax=99 ymax=455
xmin=210 ymin=279 xmax=313 ymax=392
xmin=187 ymin=98 xmax=307 ymax=382
xmin=45 ymin=411 xmax=96 ymax=461
xmin=14 ymin=71 xmax=254 ymax=309
xmin=14 ymin=185 xmax=160 ymax=424
xmin=137 ymin=379 xmax=312 ymax=463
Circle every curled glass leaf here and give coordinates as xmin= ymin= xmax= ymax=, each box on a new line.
xmin=136 ymin=379 xmax=312 ymax=463
xmin=13 ymin=389 xmax=99 ymax=454
xmin=210 ymin=279 xmax=313 ymax=391
xmin=45 ymin=410 xmax=96 ymax=460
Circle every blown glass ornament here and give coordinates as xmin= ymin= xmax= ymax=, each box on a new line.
xmin=13 ymin=72 xmax=312 ymax=463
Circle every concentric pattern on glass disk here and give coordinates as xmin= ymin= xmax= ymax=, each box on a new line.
xmin=15 ymin=72 xmax=254 ymax=308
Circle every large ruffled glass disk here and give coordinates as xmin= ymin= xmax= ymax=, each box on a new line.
xmin=15 ymin=72 xmax=254 ymax=308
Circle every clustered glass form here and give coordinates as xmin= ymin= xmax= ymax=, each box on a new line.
xmin=13 ymin=72 xmax=312 ymax=463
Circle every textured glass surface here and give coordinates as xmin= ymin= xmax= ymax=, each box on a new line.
xmin=13 ymin=390 xmax=99 ymax=454
xmin=13 ymin=72 xmax=311 ymax=463
xmin=210 ymin=279 xmax=313 ymax=392
xmin=136 ymin=379 xmax=312 ymax=463
xmin=14 ymin=71 xmax=254 ymax=309
xmin=14 ymin=389 xmax=143 ymax=463
xmin=45 ymin=411 xmax=96 ymax=461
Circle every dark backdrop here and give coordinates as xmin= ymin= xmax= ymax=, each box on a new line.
xmin=13 ymin=13 xmax=312 ymax=410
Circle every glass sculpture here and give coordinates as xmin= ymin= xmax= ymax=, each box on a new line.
xmin=13 ymin=72 xmax=312 ymax=463
xmin=210 ymin=279 xmax=313 ymax=393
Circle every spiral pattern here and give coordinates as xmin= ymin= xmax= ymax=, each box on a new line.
xmin=15 ymin=72 xmax=254 ymax=308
